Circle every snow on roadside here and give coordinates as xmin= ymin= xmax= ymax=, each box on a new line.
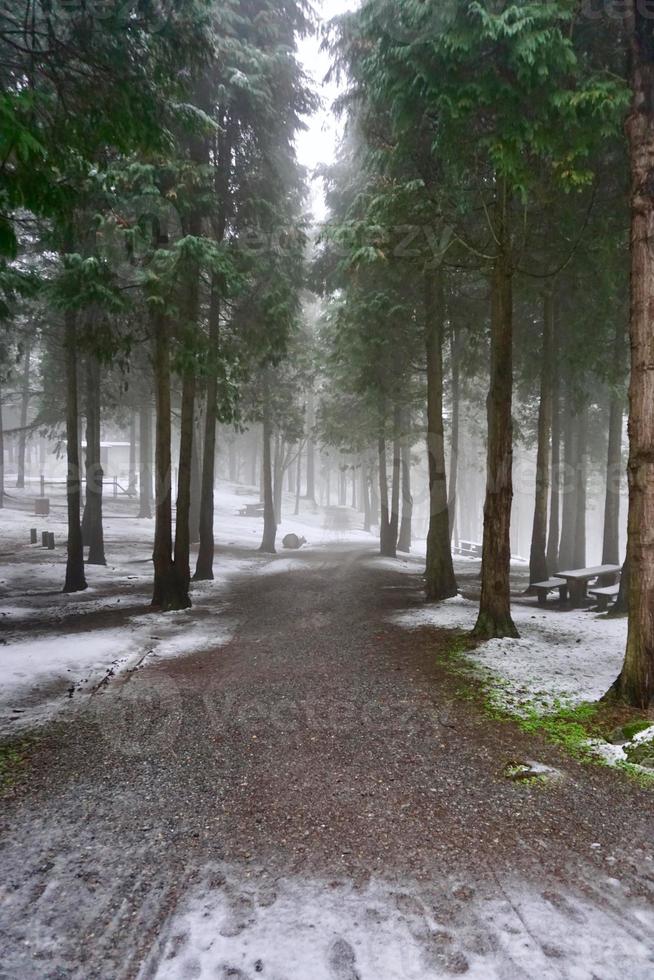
xmin=0 ymin=483 xmax=377 ymax=734
xmin=143 ymin=864 xmax=654 ymax=980
xmin=390 ymin=594 xmax=628 ymax=714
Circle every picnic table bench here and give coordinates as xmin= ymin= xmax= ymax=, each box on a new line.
xmin=238 ymin=501 xmax=265 ymax=517
xmin=454 ymin=540 xmax=483 ymax=559
xmin=532 ymin=577 xmax=569 ymax=605
xmin=588 ymin=582 xmax=620 ymax=612
xmin=556 ymin=564 xmax=621 ymax=608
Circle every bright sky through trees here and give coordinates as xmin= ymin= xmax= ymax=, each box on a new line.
xmin=295 ymin=0 xmax=358 ymax=218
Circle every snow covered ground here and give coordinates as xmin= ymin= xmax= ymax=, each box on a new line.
xmin=390 ymin=594 xmax=628 ymax=715
xmin=0 ymin=483 xmax=377 ymax=734
xmin=142 ymin=862 xmax=654 ymax=980
xmin=0 ymin=481 xmax=631 ymax=736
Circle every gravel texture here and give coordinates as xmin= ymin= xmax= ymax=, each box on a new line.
xmin=1 ymin=544 xmax=654 ymax=978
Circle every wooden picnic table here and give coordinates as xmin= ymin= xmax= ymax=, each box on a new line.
xmin=238 ymin=501 xmax=265 ymax=517
xmin=556 ymin=564 xmax=621 ymax=608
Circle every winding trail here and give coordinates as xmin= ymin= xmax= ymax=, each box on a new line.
xmin=1 ymin=545 xmax=654 ymax=978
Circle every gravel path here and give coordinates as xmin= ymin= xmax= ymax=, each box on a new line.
xmin=1 ymin=545 xmax=654 ymax=978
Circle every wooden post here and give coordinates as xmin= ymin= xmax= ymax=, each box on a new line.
xmin=30 ymin=528 xmax=37 ymax=544
xmin=41 ymin=531 xmax=48 ymax=547
xmin=47 ymin=532 xmax=55 ymax=550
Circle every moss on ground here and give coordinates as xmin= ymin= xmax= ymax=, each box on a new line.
xmin=0 ymin=738 xmax=34 ymax=793
xmin=436 ymin=634 xmax=654 ymax=786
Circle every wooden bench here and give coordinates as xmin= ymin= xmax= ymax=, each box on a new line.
xmin=557 ymin=564 xmax=621 ymax=608
xmin=238 ymin=502 xmax=265 ymax=517
xmin=588 ymin=583 xmax=620 ymax=612
xmin=532 ymin=577 xmax=568 ymax=605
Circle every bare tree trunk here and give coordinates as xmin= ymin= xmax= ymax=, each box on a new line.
xmin=152 ymin=309 xmax=187 ymax=610
xmin=273 ymin=434 xmax=283 ymax=525
xmin=602 ymin=393 xmax=624 ymax=566
xmin=305 ymin=390 xmax=316 ymax=502
xmin=128 ymin=412 xmax=137 ymax=496
xmin=425 ymin=272 xmax=457 ymax=600
xmin=63 ymin=309 xmax=87 ymax=593
xmin=546 ymin=348 xmax=561 ymax=572
xmin=16 ymin=334 xmax=31 ymax=489
xmin=529 ymin=287 xmax=553 ymax=586
xmin=369 ymin=460 xmax=379 ymax=527
xmin=398 ymin=409 xmax=413 ymax=553
xmin=294 ymin=443 xmax=302 ymax=516
xmin=378 ymin=436 xmax=392 ymax=556
xmin=612 ymin=557 xmax=630 ymax=616
xmin=573 ymin=406 xmax=588 ymax=569
xmin=448 ymin=319 xmax=461 ymax=543
xmin=389 ymin=405 xmax=401 ymax=548
xmin=602 ymin=320 xmax=626 ymax=566
xmin=83 ymin=354 xmax=106 ymax=565
xmin=138 ymin=392 xmax=153 ymax=519
xmin=189 ymin=406 xmax=202 ymax=545
xmin=558 ymin=382 xmax=578 ymax=571
xmin=172 ymin=369 xmax=196 ymax=607
xmin=194 ymin=287 xmax=220 ymax=580
xmin=260 ymin=376 xmax=277 ymax=554
xmin=609 ymin=3 xmax=654 ymax=705
xmin=361 ymin=456 xmax=371 ymax=532
xmin=474 ymin=198 xmax=518 ymax=639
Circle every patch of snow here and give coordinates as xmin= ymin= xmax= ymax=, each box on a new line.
xmin=144 ymin=866 xmax=654 ymax=980
xmin=391 ymin=597 xmax=627 ymax=713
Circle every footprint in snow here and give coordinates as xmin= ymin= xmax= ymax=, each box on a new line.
xmin=328 ymin=937 xmax=361 ymax=980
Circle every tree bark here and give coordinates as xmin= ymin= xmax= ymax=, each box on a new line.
xmin=425 ymin=272 xmax=458 ymax=600
xmin=138 ymin=392 xmax=153 ymax=519
xmin=602 ymin=392 xmax=624 ymax=566
xmin=305 ymin=389 xmax=316 ymax=502
xmin=172 ymin=369 xmax=196 ymax=607
xmin=128 ymin=412 xmax=137 ymax=496
xmin=398 ymin=409 xmax=413 ymax=553
xmin=474 ymin=198 xmax=518 ymax=639
xmin=294 ymin=443 xmax=302 ymax=516
xmin=573 ymin=406 xmax=588 ymax=569
xmin=195 ymin=107 xmax=230 ymax=579
xmin=189 ymin=406 xmax=202 ymax=544
xmin=529 ymin=287 xmax=554 ymax=586
xmin=152 ymin=309 xmax=188 ymax=610
xmin=195 ymin=284 xmax=221 ymax=580
xmin=448 ymin=319 xmax=461 ymax=544
xmin=389 ymin=405 xmax=401 ymax=547
xmin=546 ymin=346 xmax=561 ymax=572
xmin=63 ymin=309 xmax=87 ymax=593
xmin=82 ymin=354 xmax=106 ymax=565
xmin=273 ymin=433 xmax=283 ymax=524
xmin=260 ymin=376 xmax=277 ymax=553
xmin=361 ymin=456 xmax=371 ymax=532
xmin=602 ymin=320 xmax=626 ymax=566
xmin=609 ymin=3 xmax=654 ymax=705
xmin=378 ymin=436 xmax=392 ymax=555
xmin=16 ymin=334 xmax=31 ymax=489
xmin=558 ymin=382 xmax=578 ymax=571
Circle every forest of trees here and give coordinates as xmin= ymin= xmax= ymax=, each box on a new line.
xmin=1 ymin=0 xmax=653 ymax=707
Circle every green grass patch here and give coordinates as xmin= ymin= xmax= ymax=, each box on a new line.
xmin=0 ymin=738 xmax=33 ymax=792
xmin=436 ymin=635 xmax=654 ymax=785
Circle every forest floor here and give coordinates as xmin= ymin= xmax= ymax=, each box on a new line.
xmin=1 ymin=489 xmax=654 ymax=977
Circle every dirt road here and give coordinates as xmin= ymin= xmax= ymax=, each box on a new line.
xmin=1 ymin=546 xmax=654 ymax=978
